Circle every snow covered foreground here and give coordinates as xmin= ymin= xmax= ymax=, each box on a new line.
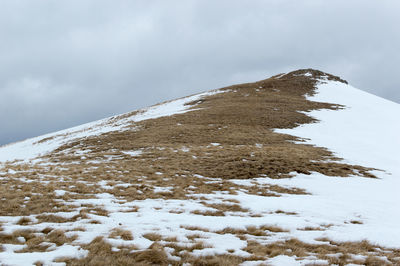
xmin=0 ymin=78 xmax=400 ymax=265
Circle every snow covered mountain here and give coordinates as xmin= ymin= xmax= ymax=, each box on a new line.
xmin=0 ymin=69 xmax=399 ymax=265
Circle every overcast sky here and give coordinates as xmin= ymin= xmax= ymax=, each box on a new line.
xmin=1 ymin=0 xmax=399 ymax=146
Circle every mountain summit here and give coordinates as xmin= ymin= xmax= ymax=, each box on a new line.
xmin=0 ymin=69 xmax=399 ymax=265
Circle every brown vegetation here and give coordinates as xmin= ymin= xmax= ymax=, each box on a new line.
xmin=0 ymin=228 xmax=77 ymax=253
xmin=109 ymin=228 xmax=134 ymax=241
xmin=244 ymin=238 xmax=400 ymax=265
xmin=57 ymin=237 xmax=168 ymax=265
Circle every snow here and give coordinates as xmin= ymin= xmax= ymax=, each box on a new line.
xmin=153 ymin=186 xmax=174 ymax=193
xmin=277 ymin=80 xmax=400 ymax=173
xmin=210 ymin=143 xmax=221 ymax=146
xmin=270 ymin=79 xmax=400 ymax=246
xmin=121 ymin=150 xmax=142 ymax=157
xmin=54 ymin=190 xmax=67 ymax=197
xmin=267 ymin=255 xmax=300 ymax=266
xmin=0 ymin=90 xmax=223 ymax=163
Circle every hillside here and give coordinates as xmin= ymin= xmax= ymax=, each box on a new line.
xmin=0 ymin=69 xmax=399 ymax=265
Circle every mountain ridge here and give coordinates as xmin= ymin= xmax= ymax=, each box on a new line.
xmin=0 ymin=69 xmax=346 ymax=150
xmin=0 ymin=69 xmax=399 ymax=265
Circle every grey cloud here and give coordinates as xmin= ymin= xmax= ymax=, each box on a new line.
xmin=1 ymin=0 xmax=399 ymax=145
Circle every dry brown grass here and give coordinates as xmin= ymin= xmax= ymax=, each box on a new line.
xmin=201 ymin=202 xmax=250 ymax=213
xmin=163 ymin=236 xmax=179 ymax=242
xmin=60 ymin=234 xmax=246 ymax=265
xmin=87 ymin=207 xmax=109 ymax=217
xmin=189 ymin=201 xmax=250 ymax=217
xmin=191 ymin=209 xmax=226 ymax=216
xmin=36 ymin=214 xmax=75 ymax=223
xmin=58 ymin=235 xmax=400 ymax=266
xmin=109 ymin=228 xmax=133 ymax=240
xmin=0 ymin=228 xmax=77 ymax=253
xmin=244 ymin=238 xmax=400 ymax=265
xmin=46 ymin=229 xmax=78 ymax=246
xmin=16 ymin=216 xmax=32 ymax=225
xmin=274 ymin=209 xmax=297 ymax=215
xmin=69 ymin=227 xmax=86 ymax=232
xmin=142 ymin=232 xmax=162 ymax=242
xmin=58 ymin=236 xmax=169 ymax=265
xmin=186 ymin=233 xmax=203 ymax=241
xmin=88 ymin=220 xmax=102 ymax=224
xmin=298 ymin=226 xmax=326 ymax=231
xmin=36 ymin=210 xmax=90 ymax=223
xmin=0 ymin=176 xmax=75 ymax=216
xmin=174 ymin=254 xmax=248 ymax=266
xmin=215 ymin=225 xmax=288 ymax=237
xmin=0 ymin=229 xmax=35 ymax=245
xmin=259 ymin=225 xmax=289 ymax=233
xmin=350 ymin=220 xmax=364 ymax=224
xmin=169 ymin=209 xmax=185 ymax=214
xmin=180 ymin=225 xmax=211 ymax=232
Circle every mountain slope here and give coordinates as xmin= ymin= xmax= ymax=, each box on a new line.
xmin=0 ymin=69 xmax=399 ymax=265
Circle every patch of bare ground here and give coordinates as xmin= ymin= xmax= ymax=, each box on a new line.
xmin=180 ymin=225 xmax=211 ymax=232
xmin=0 ymin=176 xmax=76 ymax=216
xmin=16 ymin=216 xmax=32 ymax=225
xmin=215 ymin=225 xmax=288 ymax=238
xmin=190 ymin=209 xmax=226 ymax=216
xmin=274 ymin=209 xmax=298 ymax=215
xmin=0 ymin=228 xmax=77 ymax=253
xmin=349 ymin=220 xmax=364 ymax=224
xmin=165 ymin=240 xmax=213 ymax=254
xmin=201 ymin=202 xmax=250 ymax=213
xmin=109 ymin=228 xmax=133 ymax=240
xmin=59 ymin=236 xmax=247 ymax=266
xmin=190 ymin=202 xmax=252 ymax=216
xmin=55 ymin=230 xmax=400 ymax=265
xmin=244 ymin=238 xmax=400 ymax=265
xmin=172 ymin=254 xmax=245 ymax=266
xmin=142 ymin=232 xmax=162 ymax=242
xmin=36 ymin=211 xmax=88 ymax=223
xmin=298 ymin=226 xmax=326 ymax=231
xmin=57 ymin=236 xmax=168 ymax=265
